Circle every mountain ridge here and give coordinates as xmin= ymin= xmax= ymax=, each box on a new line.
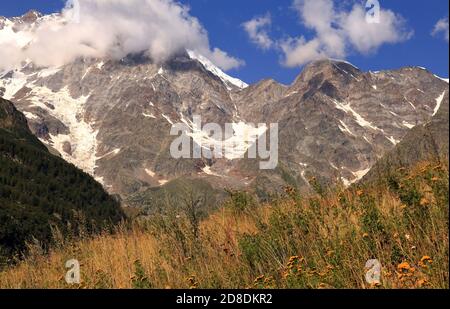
xmin=1 ymin=11 xmax=449 ymax=211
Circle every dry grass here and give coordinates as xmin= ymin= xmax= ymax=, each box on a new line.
xmin=0 ymin=161 xmax=448 ymax=289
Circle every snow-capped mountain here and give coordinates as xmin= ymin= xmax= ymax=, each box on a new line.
xmin=1 ymin=11 xmax=449 ymax=209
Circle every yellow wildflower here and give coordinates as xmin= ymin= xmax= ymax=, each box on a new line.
xmin=418 ymin=256 xmax=433 ymax=268
xmin=397 ymin=261 xmax=411 ymax=272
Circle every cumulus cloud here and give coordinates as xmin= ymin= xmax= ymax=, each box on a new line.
xmin=280 ymin=0 xmax=346 ymax=66
xmin=242 ymin=13 xmax=274 ymax=50
xmin=432 ymin=17 xmax=449 ymax=42
xmin=0 ymin=0 xmax=243 ymax=71
xmin=281 ymin=0 xmax=413 ymax=67
xmin=245 ymin=0 xmax=412 ymax=67
xmin=341 ymin=5 xmax=413 ymax=54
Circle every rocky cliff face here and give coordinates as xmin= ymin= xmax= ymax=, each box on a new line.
xmin=362 ymin=91 xmax=449 ymax=183
xmin=1 ymin=11 xmax=448 ymax=208
xmin=237 ymin=60 xmax=448 ymax=188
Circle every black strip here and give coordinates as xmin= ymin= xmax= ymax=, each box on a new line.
xmin=1 ymin=289 xmax=448 ymax=308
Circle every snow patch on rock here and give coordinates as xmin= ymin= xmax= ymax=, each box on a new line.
xmin=433 ymin=75 xmax=449 ymax=83
xmin=332 ymin=99 xmax=380 ymax=131
xmin=26 ymin=85 xmax=98 ymax=175
xmin=187 ymin=50 xmax=248 ymax=90
xmin=402 ymin=121 xmax=415 ymax=129
xmin=433 ymin=91 xmax=446 ymax=116
xmin=0 ymin=70 xmax=28 ymax=100
xmin=145 ymin=168 xmax=156 ymax=177
xmin=143 ymin=112 xmax=156 ymax=119
xmin=202 ymin=165 xmax=221 ymax=176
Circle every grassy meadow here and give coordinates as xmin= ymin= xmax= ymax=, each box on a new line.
xmin=0 ymin=160 xmax=448 ymax=289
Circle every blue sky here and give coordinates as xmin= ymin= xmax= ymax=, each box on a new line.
xmin=1 ymin=0 xmax=448 ymax=85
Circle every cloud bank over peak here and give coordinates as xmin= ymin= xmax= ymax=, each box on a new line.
xmin=244 ymin=0 xmax=413 ymax=67
xmin=0 ymin=0 xmax=244 ymax=71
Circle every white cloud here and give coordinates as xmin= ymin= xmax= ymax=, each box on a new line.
xmin=0 ymin=0 xmax=243 ymax=71
xmin=432 ymin=17 xmax=449 ymax=42
xmin=206 ymin=48 xmax=245 ymax=71
xmin=280 ymin=37 xmax=327 ymax=67
xmin=246 ymin=0 xmax=413 ymax=67
xmin=281 ymin=0 xmax=413 ymax=67
xmin=242 ymin=13 xmax=274 ymax=50
xmin=341 ymin=5 xmax=413 ymax=54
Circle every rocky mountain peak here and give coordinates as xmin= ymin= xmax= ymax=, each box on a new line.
xmin=18 ymin=10 xmax=43 ymax=23
xmin=253 ymin=78 xmax=285 ymax=89
xmin=291 ymin=59 xmax=362 ymax=90
xmin=0 ymin=10 xmax=43 ymax=29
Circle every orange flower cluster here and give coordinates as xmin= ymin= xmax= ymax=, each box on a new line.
xmin=397 ymin=261 xmax=414 ymax=274
xmin=282 ymin=255 xmax=305 ymax=279
xmin=418 ymin=256 xmax=433 ymax=268
xmin=186 ymin=276 xmax=199 ymax=289
xmin=252 ymin=275 xmax=275 ymax=289
xmin=395 ymin=256 xmax=433 ymax=288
